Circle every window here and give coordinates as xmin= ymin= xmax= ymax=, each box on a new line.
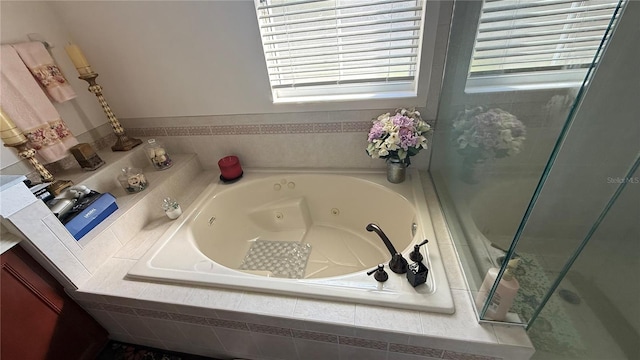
xmin=254 ymin=0 xmax=428 ymax=103
xmin=466 ymin=0 xmax=625 ymax=92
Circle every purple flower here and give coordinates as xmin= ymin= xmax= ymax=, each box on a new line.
xmin=366 ymin=108 xmax=431 ymax=162
xmin=367 ymin=122 xmax=386 ymax=141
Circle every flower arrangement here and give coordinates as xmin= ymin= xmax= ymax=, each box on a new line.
xmin=452 ymin=107 xmax=526 ymax=162
xmin=366 ymin=108 xmax=431 ymax=166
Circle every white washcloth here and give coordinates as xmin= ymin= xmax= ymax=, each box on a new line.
xmin=1 ymin=45 xmax=78 ymax=163
xmin=12 ymin=41 xmax=77 ymax=103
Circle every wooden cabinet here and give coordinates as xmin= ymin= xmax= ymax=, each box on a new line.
xmin=1 ymin=245 xmax=108 ymax=360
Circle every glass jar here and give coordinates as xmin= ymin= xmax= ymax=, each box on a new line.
xmin=145 ymin=139 xmax=173 ymax=170
xmin=162 ymin=197 xmax=182 ymax=220
xmin=118 ymin=167 xmax=148 ymax=194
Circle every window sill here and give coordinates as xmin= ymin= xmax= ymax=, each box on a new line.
xmin=272 ymin=91 xmax=418 ymax=104
xmin=465 ymin=81 xmax=583 ymax=94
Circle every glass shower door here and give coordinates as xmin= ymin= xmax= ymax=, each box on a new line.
xmin=429 ymin=0 xmax=636 ymax=358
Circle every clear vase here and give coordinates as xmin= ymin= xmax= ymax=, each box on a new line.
xmin=386 ymin=157 xmax=406 ymax=184
xmin=145 ymin=139 xmax=173 ymax=170
xmin=118 ymin=167 xmax=148 ymax=194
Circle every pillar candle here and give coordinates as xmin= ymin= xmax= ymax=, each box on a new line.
xmin=0 ymin=108 xmax=27 ymax=146
xmin=64 ymin=43 xmax=93 ymax=76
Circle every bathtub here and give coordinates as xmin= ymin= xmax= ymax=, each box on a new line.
xmin=128 ymin=169 xmax=454 ymax=313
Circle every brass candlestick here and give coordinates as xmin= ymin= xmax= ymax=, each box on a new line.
xmin=4 ymin=140 xmax=73 ymax=195
xmin=79 ymin=72 xmax=142 ymax=151
xmin=1 ymin=107 xmax=72 ymax=195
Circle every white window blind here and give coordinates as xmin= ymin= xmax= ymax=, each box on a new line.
xmin=467 ymin=0 xmax=625 ymax=92
xmin=254 ymin=0 xmax=427 ymax=103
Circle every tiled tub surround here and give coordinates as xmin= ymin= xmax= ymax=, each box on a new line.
xmin=118 ymin=110 xmax=433 ymax=171
xmin=2 ymin=147 xmax=206 ymax=288
xmin=2 ymin=138 xmax=533 ymax=359
xmin=65 ymin=169 xmax=531 ymax=359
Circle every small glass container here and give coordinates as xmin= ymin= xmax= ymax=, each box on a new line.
xmin=162 ymin=197 xmax=182 ymax=220
xmin=118 ymin=167 xmax=148 ymax=194
xmin=145 ymin=139 xmax=173 ymax=170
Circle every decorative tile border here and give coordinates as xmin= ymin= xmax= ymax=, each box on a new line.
xmin=314 ymin=122 xmax=342 ymax=133
xmin=187 ymin=126 xmax=212 ymax=136
xmin=235 ymin=125 xmax=261 ymax=135
xmin=123 ymin=121 xmax=376 ymax=138
xmin=286 ymin=123 xmax=315 ymax=133
xmin=390 ymin=343 xmax=445 ymax=358
xmin=82 ymin=300 xmax=501 ymax=360
xmin=134 ymin=308 xmax=172 ymax=320
xmin=165 ymin=127 xmax=190 ymax=136
xmin=339 ymin=335 xmax=387 ymax=350
xmin=207 ymin=318 xmax=249 ymax=331
xmin=101 ymin=303 xmax=137 ymax=315
xmin=145 ymin=127 xmax=168 ymax=137
xmin=343 ymin=121 xmax=372 ymax=132
xmin=260 ymin=124 xmax=287 ymax=134
xmin=210 ymin=125 xmax=236 ymax=136
xmin=169 ymin=312 xmax=208 ymax=325
xmin=443 ymin=351 xmax=500 ymax=360
xmin=291 ymin=329 xmax=338 ymax=343
xmin=248 ymin=323 xmax=292 ymax=337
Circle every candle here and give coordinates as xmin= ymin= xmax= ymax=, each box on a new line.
xmin=0 ymin=108 xmax=27 ymax=146
xmin=64 ymin=43 xmax=93 ymax=76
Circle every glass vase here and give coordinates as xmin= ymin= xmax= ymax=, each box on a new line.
xmin=118 ymin=167 xmax=148 ymax=194
xmin=145 ymin=139 xmax=173 ymax=170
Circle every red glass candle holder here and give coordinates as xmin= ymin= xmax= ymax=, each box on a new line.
xmin=218 ymin=155 xmax=243 ymax=181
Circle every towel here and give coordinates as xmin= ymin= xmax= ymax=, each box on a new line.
xmin=12 ymin=41 xmax=77 ymax=103
xmin=1 ymin=45 xmax=78 ymax=163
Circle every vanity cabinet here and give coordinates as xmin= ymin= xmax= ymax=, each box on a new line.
xmin=1 ymin=245 xmax=108 ymax=360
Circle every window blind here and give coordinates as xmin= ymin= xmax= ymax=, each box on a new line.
xmin=255 ymin=0 xmax=426 ymax=102
xmin=468 ymin=0 xmax=625 ymax=90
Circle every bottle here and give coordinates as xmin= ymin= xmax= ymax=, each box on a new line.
xmin=474 ymin=259 xmax=520 ymax=321
xmin=162 ymin=197 xmax=182 ymax=220
xmin=145 ymin=139 xmax=173 ymax=170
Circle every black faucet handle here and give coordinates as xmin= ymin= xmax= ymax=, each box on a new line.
xmin=409 ymin=239 xmax=429 ymax=262
xmin=367 ymin=264 xmax=388 ymax=282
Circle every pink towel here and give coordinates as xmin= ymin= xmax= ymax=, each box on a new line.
xmin=1 ymin=45 xmax=78 ymax=163
xmin=12 ymin=41 xmax=77 ymax=103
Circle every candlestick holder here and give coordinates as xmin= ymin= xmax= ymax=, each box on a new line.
xmin=4 ymin=140 xmax=73 ymax=195
xmin=79 ymin=72 xmax=142 ymax=152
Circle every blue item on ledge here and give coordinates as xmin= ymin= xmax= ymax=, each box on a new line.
xmin=65 ymin=192 xmax=118 ymax=240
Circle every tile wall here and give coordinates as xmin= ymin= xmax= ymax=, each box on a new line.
xmin=77 ymin=294 xmax=504 ymax=360
xmin=119 ymin=109 xmax=434 ymax=171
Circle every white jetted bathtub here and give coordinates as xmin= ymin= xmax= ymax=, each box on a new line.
xmin=128 ymin=169 xmax=454 ymax=313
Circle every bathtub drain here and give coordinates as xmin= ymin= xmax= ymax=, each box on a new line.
xmin=558 ymin=289 xmax=581 ymax=305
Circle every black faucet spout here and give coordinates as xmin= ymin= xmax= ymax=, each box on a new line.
xmin=366 ymin=223 xmax=397 ymax=255
xmin=366 ymin=223 xmax=408 ymax=274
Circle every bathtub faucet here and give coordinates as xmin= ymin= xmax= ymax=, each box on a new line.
xmin=366 ymin=223 xmax=408 ymax=274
